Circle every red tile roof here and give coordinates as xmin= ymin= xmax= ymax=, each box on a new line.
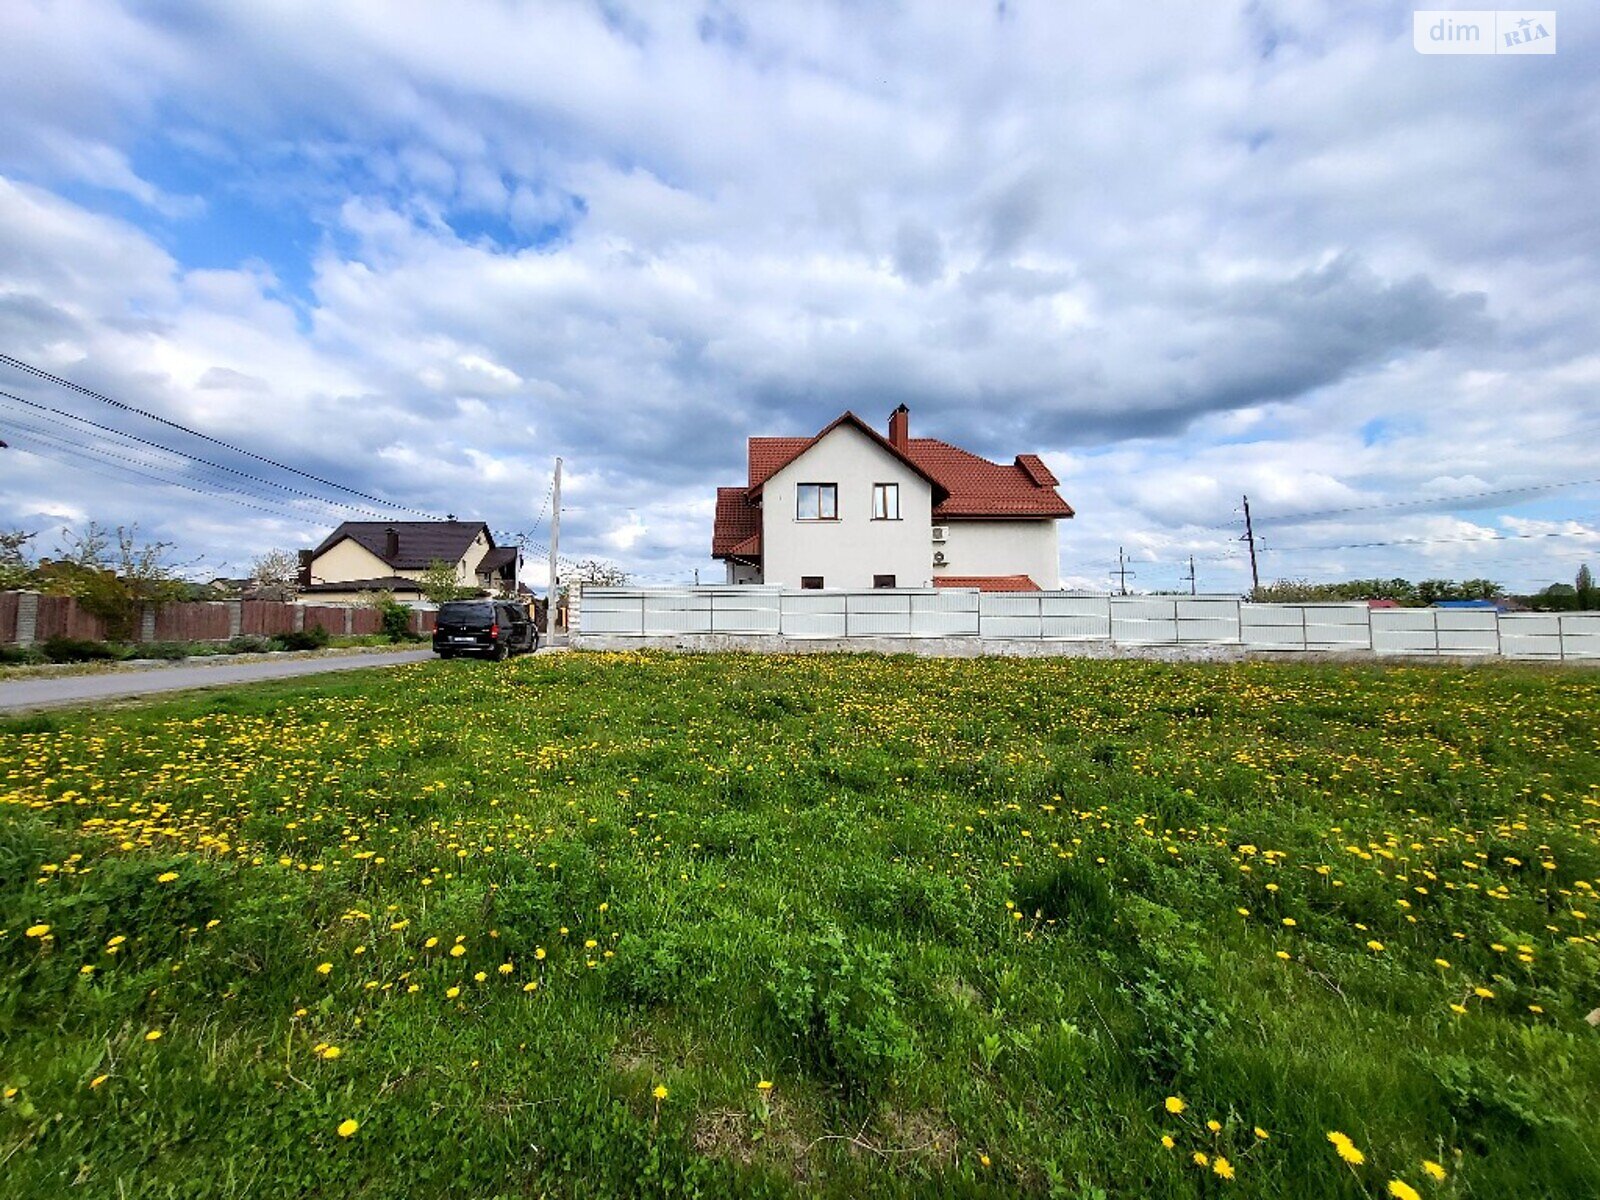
xmin=933 ymin=575 xmax=1041 ymax=592
xmin=712 ymin=487 xmax=762 ymax=558
xmin=904 ymin=439 xmax=1074 ymax=519
xmin=712 ymin=411 xmax=1073 ymax=559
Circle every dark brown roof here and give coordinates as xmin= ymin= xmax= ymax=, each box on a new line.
xmin=311 ymin=521 xmax=491 ymax=570
xmin=476 ymin=546 xmax=518 ymax=575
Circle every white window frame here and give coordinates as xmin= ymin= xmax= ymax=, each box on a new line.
xmin=871 ymin=482 xmax=901 ymax=521
xmin=796 ymin=483 xmax=838 ymax=521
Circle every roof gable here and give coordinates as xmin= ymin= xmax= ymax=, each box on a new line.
xmin=745 ymin=412 xmax=946 ymax=502
xmin=312 ymin=521 xmax=492 ymax=570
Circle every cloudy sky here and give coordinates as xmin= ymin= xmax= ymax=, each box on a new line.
xmin=0 ymin=1 xmax=1596 ymax=593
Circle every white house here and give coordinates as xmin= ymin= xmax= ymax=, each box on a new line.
xmin=712 ymin=407 xmax=1073 ymax=591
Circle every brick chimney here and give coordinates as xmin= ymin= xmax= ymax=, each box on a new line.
xmin=384 ymin=526 xmax=400 ymax=561
xmin=888 ymin=404 xmax=909 ymax=450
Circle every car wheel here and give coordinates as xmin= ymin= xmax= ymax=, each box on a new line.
xmin=493 ymin=642 xmax=509 ymax=662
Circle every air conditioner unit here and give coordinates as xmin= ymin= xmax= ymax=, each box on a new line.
xmin=931 ymin=526 xmax=948 ymax=543
xmin=933 ymin=550 xmax=948 ymax=566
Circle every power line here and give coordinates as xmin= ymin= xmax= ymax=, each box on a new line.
xmin=0 ymin=390 xmax=402 ymax=522
xmin=1270 ymin=527 xmax=1600 ymax=554
xmin=1256 ymin=475 xmax=1600 ymax=526
xmin=0 ymin=353 xmax=441 ymax=520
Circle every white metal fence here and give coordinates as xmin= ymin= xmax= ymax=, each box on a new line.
xmin=574 ymin=588 xmax=1600 ymax=661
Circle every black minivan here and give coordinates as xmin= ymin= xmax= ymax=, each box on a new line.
xmin=433 ymin=600 xmax=539 ymax=660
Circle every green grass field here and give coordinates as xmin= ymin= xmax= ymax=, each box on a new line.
xmin=2 ymin=652 xmax=1598 ymax=1198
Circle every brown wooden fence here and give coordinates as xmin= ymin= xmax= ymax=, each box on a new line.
xmin=0 ymin=592 xmax=440 ymax=645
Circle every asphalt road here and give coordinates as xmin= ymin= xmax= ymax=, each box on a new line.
xmin=0 ymin=649 xmax=437 ymax=713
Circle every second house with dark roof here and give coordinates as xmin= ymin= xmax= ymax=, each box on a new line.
xmin=300 ymin=520 xmax=518 ymax=603
xmin=713 ymin=406 xmax=1073 ymax=592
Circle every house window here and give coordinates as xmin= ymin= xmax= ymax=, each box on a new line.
xmin=801 ymin=576 xmax=824 ymax=590
xmin=873 ymin=574 xmax=896 ymax=589
xmin=796 ymin=483 xmax=838 ymax=521
xmin=871 ymin=483 xmax=900 ymax=520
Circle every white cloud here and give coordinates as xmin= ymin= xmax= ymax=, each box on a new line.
xmin=0 ymin=2 xmax=1595 ymax=592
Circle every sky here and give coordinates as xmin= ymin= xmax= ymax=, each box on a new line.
xmin=0 ymin=0 xmax=1596 ymax=594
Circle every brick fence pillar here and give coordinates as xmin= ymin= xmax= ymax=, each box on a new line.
xmin=16 ymin=592 xmax=39 ymax=646
xmin=140 ymin=605 xmax=157 ymax=642
xmin=228 ymin=601 xmax=243 ymax=638
xmin=345 ymin=607 xmax=354 ymax=635
xmin=293 ymin=605 xmax=306 ymax=633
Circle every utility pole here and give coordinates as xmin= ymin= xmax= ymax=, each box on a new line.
xmin=1111 ymin=546 xmax=1136 ymax=596
xmin=1241 ymin=494 xmax=1260 ymax=598
xmin=1183 ymin=555 xmax=1197 ymax=596
xmin=546 ymin=457 xmax=562 ymax=640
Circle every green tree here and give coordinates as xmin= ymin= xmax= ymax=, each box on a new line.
xmin=46 ymin=523 xmax=188 ymax=640
xmin=419 ymin=559 xmax=473 ymax=604
xmin=0 ymin=528 xmax=35 ymax=590
xmin=1577 ymin=563 xmax=1596 ymax=610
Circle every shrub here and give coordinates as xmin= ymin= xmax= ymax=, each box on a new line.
xmin=125 ymin=641 xmax=190 ymax=660
xmin=40 ymin=636 xmax=122 ymax=663
xmin=226 ymin=635 xmax=275 ymax=654
xmin=380 ymin=602 xmax=412 ymax=642
xmin=271 ymin=625 xmax=330 ymax=652
xmin=0 ymin=645 xmax=46 ymax=666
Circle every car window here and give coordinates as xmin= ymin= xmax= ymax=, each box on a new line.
xmin=440 ymin=601 xmax=493 ymax=622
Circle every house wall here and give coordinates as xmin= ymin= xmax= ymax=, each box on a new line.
xmin=311 ymin=539 xmax=393 ymax=586
xmin=762 ymin=424 xmax=935 ymax=588
xmin=933 ymin=520 xmax=1060 ymax=589
xmin=725 ymin=561 xmax=763 ymax=585
xmin=312 ymin=531 xmax=490 ymax=588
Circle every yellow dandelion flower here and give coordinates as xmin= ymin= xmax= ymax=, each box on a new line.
xmin=534 ymin=947 xmax=547 ymax=960
xmin=316 ymin=962 xmax=332 ymax=976
xmin=473 ymin=971 xmax=487 ymax=983
xmin=25 ymin=924 xmax=50 ymax=938
xmin=1473 ymin=986 xmax=1494 ymax=999
xmin=979 ymin=1154 xmax=991 ymax=1167
xmin=1281 ymin=917 xmax=1297 ymax=927
xmin=1276 ymin=950 xmax=1291 ymax=960
xmin=498 ymin=963 xmax=514 ymax=976
xmin=445 ymin=986 xmax=460 ymax=999
xmin=1213 ymin=1156 xmax=1235 ymax=1180
xmin=1367 ymin=940 xmax=1385 ymax=952
xmin=522 ymin=980 xmax=538 ymax=992
xmin=337 ymin=1119 xmax=359 ymax=1138
xmin=1449 ymin=1003 xmax=1468 ymax=1015
xmin=449 ymin=944 xmax=466 ymax=958
xmin=79 ymin=964 xmax=95 ymax=976
xmin=1327 ymin=1132 xmax=1364 ymax=1165
xmin=1254 ymin=1127 xmax=1269 ymax=1140
xmin=156 ymin=872 xmax=178 ymax=883
xmin=1192 ymin=1151 xmax=1209 ymax=1167
xmin=1161 ymin=1135 xmax=1175 ymax=1149
xmin=1421 ymin=1160 xmax=1447 ymax=1181
xmin=424 ymin=937 xmax=439 ymax=949
xmin=757 ymin=1079 xmax=773 ymax=1091
xmin=1434 ymin=959 xmax=1450 ymax=969
xmin=1207 ymin=1119 xmax=1222 ymax=1133
xmin=144 ymin=1029 xmax=163 ymax=1042
xmin=653 ymin=1084 xmax=669 ymax=1101
xmin=1388 ymin=1181 xmax=1421 ymax=1200
xmin=1164 ymin=1096 xmax=1186 ymax=1115
xmin=320 ymin=1046 xmax=341 ymax=1060
xmin=89 ymin=1074 xmax=109 ymax=1089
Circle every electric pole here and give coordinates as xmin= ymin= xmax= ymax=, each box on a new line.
xmin=546 ymin=457 xmax=562 ymax=640
xmin=1111 ymin=546 xmax=1136 ymax=596
xmin=1241 ymin=494 xmax=1260 ymax=598
xmin=1183 ymin=555 xmax=1197 ymax=596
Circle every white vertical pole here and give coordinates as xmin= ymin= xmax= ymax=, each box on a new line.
xmin=546 ymin=457 xmax=562 ymax=639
